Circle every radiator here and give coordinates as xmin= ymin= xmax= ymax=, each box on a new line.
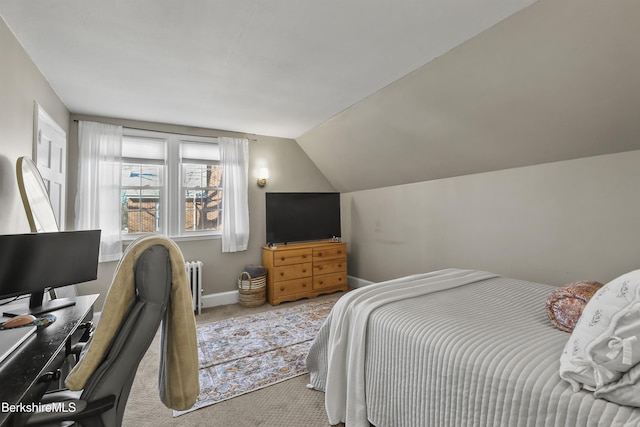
xmin=185 ymin=261 xmax=203 ymax=315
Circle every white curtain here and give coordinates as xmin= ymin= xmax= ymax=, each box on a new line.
xmin=75 ymin=121 xmax=123 ymax=262
xmin=219 ymin=137 xmax=249 ymax=252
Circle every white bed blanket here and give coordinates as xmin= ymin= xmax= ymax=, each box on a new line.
xmin=306 ymin=268 xmax=498 ymax=427
xmin=308 ymin=269 xmax=640 ymax=427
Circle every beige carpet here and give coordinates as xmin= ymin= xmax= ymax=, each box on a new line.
xmin=123 ymin=294 xmax=346 ymax=427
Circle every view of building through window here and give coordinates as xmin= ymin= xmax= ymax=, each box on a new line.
xmin=121 ymin=163 xmax=223 ymax=234
xmin=120 ymin=132 xmax=222 ymax=237
xmin=121 ymin=163 xmax=163 ymax=233
xmin=183 ymin=163 xmax=223 ymax=232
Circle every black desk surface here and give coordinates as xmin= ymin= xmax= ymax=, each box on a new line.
xmin=0 ymin=295 xmax=98 ymax=426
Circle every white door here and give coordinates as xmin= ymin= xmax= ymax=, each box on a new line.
xmin=34 ymin=103 xmax=67 ymax=230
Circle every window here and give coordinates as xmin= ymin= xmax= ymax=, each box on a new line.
xmin=181 ymin=141 xmax=223 ymax=233
xmin=121 ymin=135 xmax=164 ymax=234
xmin=120 ymin=129 xmax=221 ymax=239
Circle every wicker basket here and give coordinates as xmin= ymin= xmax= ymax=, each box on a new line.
xmin=238 ymin=271 xmax=266 ymax=307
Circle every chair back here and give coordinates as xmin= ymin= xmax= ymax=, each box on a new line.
xmin=79 ymin=244 xmax=172 ymax=427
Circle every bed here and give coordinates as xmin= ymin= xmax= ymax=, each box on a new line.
xmin=306 ymin=268 xmax=640 ymax=427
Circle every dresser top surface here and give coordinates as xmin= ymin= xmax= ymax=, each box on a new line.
xmin=262 ymin=240 xmax=345 ymax=251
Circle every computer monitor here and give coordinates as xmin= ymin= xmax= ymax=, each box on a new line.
xmin=0 ymin=230 xmax=101 ymax=316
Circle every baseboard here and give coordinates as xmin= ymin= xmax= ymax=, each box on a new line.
xmin=202 ymin=290 xmax=239 ymax=308
xmin=348 ymin=275 xmax=374 ymax=288
xmin=199 ymin=277 xmax=372 ymax=310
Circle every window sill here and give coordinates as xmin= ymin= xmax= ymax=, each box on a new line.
xmin=121 ymin=233 xmax=221 ymax=244
xmin=171 ymin=234 xmax=222 ymax=243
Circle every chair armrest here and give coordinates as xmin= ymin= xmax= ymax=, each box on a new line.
xmin=67 ymin=321 xmax=92 ymax=361
xmin=70 ymin=343 xmax=85 ymax=359
xmin=78 ymin=321 xmax=93 ymax=342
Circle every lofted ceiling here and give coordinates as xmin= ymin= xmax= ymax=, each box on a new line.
xmin=297 ymin=0 xmax=640 ymax=192
xmin=2 ymin=0 xmax=639 ymax=193
xmin=0 ymin=0 xmax=536 ymax=139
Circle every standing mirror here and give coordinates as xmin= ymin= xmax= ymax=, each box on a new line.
xmin=16 ymin=156 xmax=60 ymax=232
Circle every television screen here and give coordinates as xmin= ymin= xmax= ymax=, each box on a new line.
xmin=266 ymin=192 xmax=341 ymax=244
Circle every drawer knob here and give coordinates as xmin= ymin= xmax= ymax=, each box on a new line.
xmin=318 ymin=266 xmax=323 ymax=270
xmin=280 ymin=272 xmax=285 ymax=276
xmin=318 ymin=252 xmax=323 ymax=256
xmin=280 ymin=257 xmax=285 ymax=261
xmin=302 ymin=283 xmax=307 ymax=288
xmin=280 ymin=287 xmax=285 ymax=291
xmin=302 ymin=269 xmax=307 ymax=273
xmin=338 ymin=250 xmax=342 ymax=254
xmin=338 ymin=277 xmax=343 ymax=282
xmin=319 ymin=281 xmax=323 ymax=285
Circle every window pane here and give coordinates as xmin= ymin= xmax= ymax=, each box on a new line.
xmin=122 ymin=164 xmax=140 ymax=187
xmin=183 ymin=163 xmax=221 ymax=188
xmin=121 ymin=189 xmax=160 ymax=233
xmin=183 ymin=164 xmax=205 ymax=188
xmin=122 ymin=163 xmax=162 ymax=187
xmin=184 ymin=189 xmax=222 ymax=231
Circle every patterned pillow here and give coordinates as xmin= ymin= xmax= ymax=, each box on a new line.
xmin=546 ymin=281 xmax=603 ymax=333
xmin=559 ymin=270 xmax=640 ymax=392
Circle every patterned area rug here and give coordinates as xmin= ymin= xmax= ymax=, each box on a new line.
xmin=174 ymin=297 xmax=338 ymax=416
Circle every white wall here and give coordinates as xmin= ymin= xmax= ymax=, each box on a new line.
xmin=342 ymin=150 xmax=640 ymax=287
xmin=0 ymin=17 xmax=70 ymax=234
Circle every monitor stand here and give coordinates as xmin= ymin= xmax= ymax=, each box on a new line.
xmin=3 ymin=296 xmax=76 ymax=317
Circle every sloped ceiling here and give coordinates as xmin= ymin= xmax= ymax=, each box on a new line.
xmin=2 ymin=0 xmax=639 ymax=194
xmin=0 ymin=0 xmax=536 ymax=139
xmin=296 ymin=0 xmax=640 ymax=192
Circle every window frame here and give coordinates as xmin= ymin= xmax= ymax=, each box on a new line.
xmin=121 ymin=128 xmax=222 ymax=242
xmin=120 ymin=133 xmax=166 ymax=236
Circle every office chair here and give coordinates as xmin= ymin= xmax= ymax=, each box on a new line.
xmin=22 ymin=238 xmax=198 ymax=426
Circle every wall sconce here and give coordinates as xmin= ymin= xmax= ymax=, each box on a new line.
xmin=257 ymin=168 xmax=269 ymax=187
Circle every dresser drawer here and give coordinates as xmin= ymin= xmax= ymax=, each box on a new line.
xmin=313 ymin=272 xmax=347 ymax=290
xmin=263 ymin=242 xmax=348 ymax=305
xmin=273 ymin=262 xmax=312 ymax=281
xmin=271 ymin=277 xmax=312 ymax=297
xmin=313 ymin=245 xmax=346 ymax=261
xmin=313 ymin=258 xmax=346 ymax=275
xmin=273 ymin=248 xmax=313 ymax=266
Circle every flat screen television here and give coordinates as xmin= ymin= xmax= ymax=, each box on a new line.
xmin=0 ymin=230 xmax=101 ymax=316
xmin=266 ymin=192 xmax=341 ymax=244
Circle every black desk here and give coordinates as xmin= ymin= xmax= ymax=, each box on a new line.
xmin=0 ymin=295 xmax=98 ymax=426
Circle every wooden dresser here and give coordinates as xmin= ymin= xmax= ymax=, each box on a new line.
xmin=262 ymin=241 xmax=348 ymax=305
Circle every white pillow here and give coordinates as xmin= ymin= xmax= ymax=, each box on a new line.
xmin=559 ymin=269 xmax=640 ymax=391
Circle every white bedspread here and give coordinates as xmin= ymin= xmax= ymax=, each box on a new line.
xmin=306 ymin=269 xmax=640 ymax=427
xmin=306 ymin=268 xmax=498 ymax=427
